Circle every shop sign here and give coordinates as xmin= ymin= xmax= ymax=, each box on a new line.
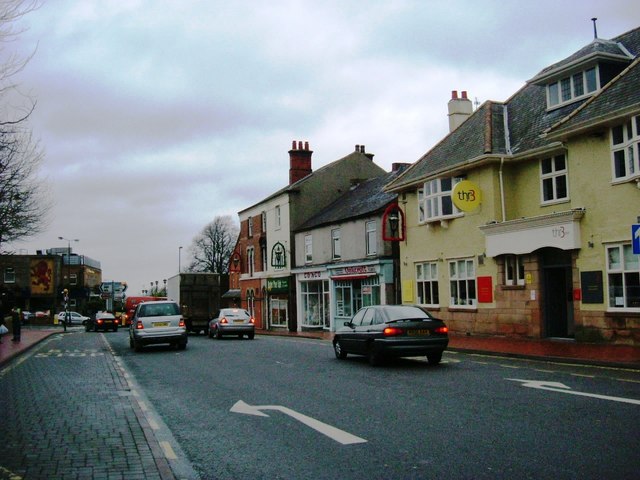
xmin=332 ymin=265 xmax=376 ymax=277
xmin=267 ymin=277 xmax=289 ymax=293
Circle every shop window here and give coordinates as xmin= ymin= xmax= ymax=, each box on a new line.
xmin=361 ymin=277 xmax=380 ymax=307
xmin=270 ymin=297 xmax=288 ymax=327
xmin=416 ymin=261 xmax=439 ymax=306
xmin=505 ymin=255 xmax=525 ymax=286
xmin=301 ymin=280 xmax=329 ymax=328
xmin=4 ymin=267 xmax=15 ymax=283
xmin=449 ymin=258 xmax=476 ymax=307
xmin=335 ymin=281 xmax=352 ymax=318
xmin=607 ymin=244 xmax=640 ymax=310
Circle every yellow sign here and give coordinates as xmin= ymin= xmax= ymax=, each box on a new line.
xmin=452 ymin=180 xmax=482 ymax=212
xmin=30 ymin=259 xmax=54 ymax=294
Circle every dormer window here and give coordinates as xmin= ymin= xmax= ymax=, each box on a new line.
xmin=547 ymin=66 xmax=598 ymax=109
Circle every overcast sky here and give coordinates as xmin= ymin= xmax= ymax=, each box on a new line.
xmin=5 ymin=0 xmax=639 ymax=296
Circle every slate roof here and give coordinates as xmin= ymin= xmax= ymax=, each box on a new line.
xmin=385 ymin=26 xmax=640 ymax=193
xmin=295 ymin=168 xmax=404 ymax=232
xmin=239 ymin=149 xmax=376 ymax=213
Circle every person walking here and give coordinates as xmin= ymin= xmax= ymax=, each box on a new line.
xmin=11 ymin=306 xmax=21 ymax=342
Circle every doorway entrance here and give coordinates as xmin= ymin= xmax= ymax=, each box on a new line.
xmin=540 ymin=248 xmax=574 ymax=338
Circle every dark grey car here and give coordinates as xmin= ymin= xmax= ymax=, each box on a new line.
xmin=129 ymin=300 xmax=187 ymax=351
xmin=333 ymin=305 xmax=449 ymax=366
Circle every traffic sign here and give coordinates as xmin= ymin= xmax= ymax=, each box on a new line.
xmin=633 ymin=224 xmax=640 ymax=255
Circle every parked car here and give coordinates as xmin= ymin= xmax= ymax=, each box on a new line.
xmin=58 ymin=311 xmax=90 ymax=325
xmin=129 ymin=300 xmax=187 ymax=351
xmin=85 ymin=312 xmax=119 ymax=332
xmin=22 ymin=311 xmax=36 ymax=323
xmin=208 ymin=308 xmax=255 ymax=339
xmin=333 ymin=305 xmax=449 ymax=366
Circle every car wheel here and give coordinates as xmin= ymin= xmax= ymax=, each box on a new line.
xmin=215 ymin=327 xmax=222 ymax=340
xmin=368 ymin=348 xmax=381 ymax=366
xmin=333 ymin=340 xmax=347 ymax=359
xmin=85 ymin=324 xmax=91 ymax=332
xmin=112 ymin=327 xmax=117 ymax=332
xmin=427 ymin=352 xmax=443 ymax=365
xmin=134 ymin=341 xmax=143 ymax=352
xmin=238 ymin=334 xmax=243 ymax=339
xmin=248 ymin=332 xmax=255 ymax=340
xmin=177 ymin=342 xmax=187 ymax=350
xmin=129 ymin=337 xmax=134 ymax=349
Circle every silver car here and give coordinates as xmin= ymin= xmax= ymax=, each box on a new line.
xmin=129 ymin=300 xmax=187 ymax=351
xmin=209 ymin=308 xmax=255 ymax=339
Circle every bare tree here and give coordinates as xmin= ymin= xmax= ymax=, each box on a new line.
xmin=0 ymin=0 xmax=48 ymax=251
xmin=187 ymin=215 xmax=239 ymax=274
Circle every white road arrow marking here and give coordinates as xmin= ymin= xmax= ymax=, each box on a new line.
xmin=230 ymin=400 xmax=367 ymax=445
xmin=507 ymin=378 xmax=640 ymax=405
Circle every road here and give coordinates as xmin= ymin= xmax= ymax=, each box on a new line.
xmin=106 ymin=331 xmax=640 ymax=480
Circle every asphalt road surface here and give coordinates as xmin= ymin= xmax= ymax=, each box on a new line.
xmin=106 ymin=330 xmax=640 ymax=480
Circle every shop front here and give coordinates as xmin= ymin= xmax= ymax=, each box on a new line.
xmin=266 ymin=276 xmax=294 ymax=331
xmin=295 ymin=269 xmax=330 ymax=331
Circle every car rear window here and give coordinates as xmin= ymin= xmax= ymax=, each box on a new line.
xmin=384 ymin=306 xmax=432 ymax=321
xmin=221 ymin=309 xmax=250 ymax=319
xmin=140 ymin=303 xmax=180 ymax=317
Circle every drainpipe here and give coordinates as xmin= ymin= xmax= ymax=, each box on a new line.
xmin=499 ymin=157 xmax=506 ymax=222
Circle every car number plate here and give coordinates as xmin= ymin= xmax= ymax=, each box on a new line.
xmin=408 ymin=329 xmax=430 ymax=336
xmin=152 ymin=322 xmax=170 ymax=327
xmin=233 ymin=320 xmax=245 ymax=323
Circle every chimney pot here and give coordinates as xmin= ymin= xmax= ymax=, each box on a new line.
xmin=452 ymin=90 xmax=458 ymax=99
xmin=461 ymin=91 xmax=468 ymax=99
xmin=355 ymin=144 xmax=360 ymax=152
xmin=292 ymin=140 xmax=296 ymax=149
xmin=304 ymin=141 xmax=309 ymax=150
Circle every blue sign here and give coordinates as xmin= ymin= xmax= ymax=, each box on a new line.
xmin=633 ymin=224 xmax=640 ymax=255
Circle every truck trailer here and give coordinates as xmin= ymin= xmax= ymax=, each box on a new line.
xmin=166 ymin=273 xmax=223 ymax=334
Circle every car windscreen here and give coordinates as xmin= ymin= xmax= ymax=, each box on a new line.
xmin=384 ymin=306 xmax=432 ymax=322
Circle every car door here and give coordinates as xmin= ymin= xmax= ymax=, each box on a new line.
xmin=338 ymin=308 xmax=366 ymax=352
xmin=351 ymin=308 xmax=377 ymax=354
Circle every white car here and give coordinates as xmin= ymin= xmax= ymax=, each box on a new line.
xmin=57 ymin=311 xmax=90 ymax=325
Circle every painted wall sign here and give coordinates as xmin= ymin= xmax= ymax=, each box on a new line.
xmin=267 ymin=277 xmax=289 ymax=293
xmin=452 ymin=180 xmax=482 ymax=212
xmin=477 ymin=276 xmax=493 ymax=303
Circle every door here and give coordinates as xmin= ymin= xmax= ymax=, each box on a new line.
xmin=541 ymin=249 xmax=574 ymax=338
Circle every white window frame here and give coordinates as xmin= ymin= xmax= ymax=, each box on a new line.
xmin=70 ymin=273 xmax=78 ymax=286
xmin=4 ymin=267 xmax=15 ymax=283
xmin=606 ymin=244 xmax=640 ymax=311
xmin=247 ymin=216 xmax=253 ymax=237
xmin=546 ymin=66 xmax=599 ymax=109
xmin=247 ymin=247 xmax=255 ymax=276
xmin=449 ymin=258 xmax=476 ymax=307
xmin=416 ymin=261 xmax=439 ymax=306
xmin=275 ymin=205 xmax=281 ymax=229
xmin=365 ymin=220 xmax=377 ymax=256
xmin=331 ymin=228 xmax=341 ymax=260
xmin=540 ymin=154 xmax=569 ymax=204
xmin=270 ymin=297 xmax=288 ymax=327
xmin=418 ymin=177 xmax=462 ymax=223
xmin=261 ymin=211 xmax=267 ymax=232
xmin=505 ymin=255 xmax=525 ymax=286
xmin=611 ymin=115 xmax=640 ymax=182
xmin=304 ymin=234 xmax=313 ymax=264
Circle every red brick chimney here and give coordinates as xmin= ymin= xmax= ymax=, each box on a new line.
xmin=289 ymin=140 xmax=313 ymax=185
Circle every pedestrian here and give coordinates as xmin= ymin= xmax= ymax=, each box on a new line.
xmin=11 ymin=306 xmax=21 ymax=342
xmin=0 ymin=315 xmax=8 ymax=343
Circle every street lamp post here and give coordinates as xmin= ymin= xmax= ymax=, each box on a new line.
xmin=58 ymin=236 xmax=79 ymax=330
xmin=179 ymin=246 xmax=183 ymax=273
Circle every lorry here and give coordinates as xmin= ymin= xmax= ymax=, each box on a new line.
xmin=122 ymin=296 xmax=167 ymax=326
xmin=166 ymin=273 xmax=225 ymax=334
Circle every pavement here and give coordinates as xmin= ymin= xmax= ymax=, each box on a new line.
xmin=2 ymin=325 xmax=638 ymax=370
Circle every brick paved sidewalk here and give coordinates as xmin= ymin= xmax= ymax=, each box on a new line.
xmin=0 ymin=330 xmax=178 ymax=479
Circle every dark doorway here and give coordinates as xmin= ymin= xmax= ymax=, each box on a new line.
xmin=541 ymin=248 xmax=574 ymax=338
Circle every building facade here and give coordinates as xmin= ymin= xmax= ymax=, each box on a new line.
xmin=0 ymin=248 xmax=102 ymax=321
xmin=385 ymin=26 xmax=640 ymax=346
xmin=292 ymin=165 xmax=407 ymax=331
xmin=236 ymin=141 xmax=386 ymax=331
